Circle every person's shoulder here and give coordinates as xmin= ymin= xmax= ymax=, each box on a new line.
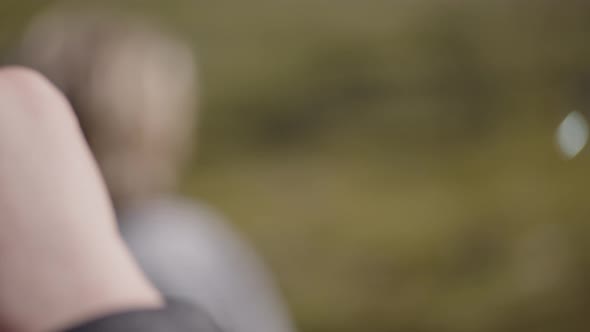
xmin=117 ymin=195 xmax=243 ymax=253
xmin=116 ymin=196 xmax=296 ymax=332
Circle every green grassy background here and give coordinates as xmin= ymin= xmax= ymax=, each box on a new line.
xmin=3 ymin=1 xmax=590 ymax=331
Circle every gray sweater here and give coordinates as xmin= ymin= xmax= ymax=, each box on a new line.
xmin=117 ymin=197 xmax=295 ymax=332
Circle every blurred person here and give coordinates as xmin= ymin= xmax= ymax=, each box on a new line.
xmin=10 ymin=7 xmax=295 ymax=332
xmin=0 ymin=66 xmax=221 ymax=332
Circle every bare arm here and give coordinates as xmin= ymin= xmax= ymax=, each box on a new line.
xmin=0 ymin=67 xmax=162 ymax=332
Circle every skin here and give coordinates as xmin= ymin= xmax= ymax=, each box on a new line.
xmin=0 ymin=67 xmax=163 ymax=332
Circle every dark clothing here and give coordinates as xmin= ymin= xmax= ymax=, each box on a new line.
xmin=62 ymin=300 xmax=222 ymax=332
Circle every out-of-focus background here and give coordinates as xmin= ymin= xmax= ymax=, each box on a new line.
xmin=3 ymin=1 xmax=590 ymax=331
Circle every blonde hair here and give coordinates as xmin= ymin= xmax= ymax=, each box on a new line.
xmin=14 ymin=8 xmax=198 ymax=207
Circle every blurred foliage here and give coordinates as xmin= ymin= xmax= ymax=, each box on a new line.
xmin=3 ymin=1 xmax=590 ymax=331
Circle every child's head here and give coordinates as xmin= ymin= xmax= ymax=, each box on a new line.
xmin=13 ymin=7 xmax=198 ymax=207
